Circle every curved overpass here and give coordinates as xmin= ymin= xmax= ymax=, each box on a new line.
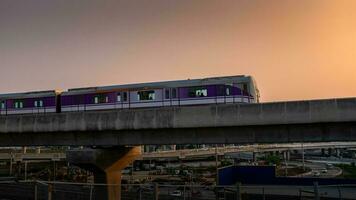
xmin=0 ymin=97 xmax=356 ymax=146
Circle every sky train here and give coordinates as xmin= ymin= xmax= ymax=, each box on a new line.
xmin=0 ymin=75 xmax=259 ymax=115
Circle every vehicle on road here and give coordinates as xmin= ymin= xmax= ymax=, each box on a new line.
xmin=326 ymin=163 xmax=334 ymax=169
xmin=169 ymin=190 xmax=183 ymax=197
xmin=313 ymin=171 xmax=321 ymax=177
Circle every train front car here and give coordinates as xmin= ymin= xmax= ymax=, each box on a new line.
xmin=60 ymin=75 xmax=259 ymax=112
xmin=0 ymin=90 xmax=60 ymax=115
xmin=175 ymin=75 xmax=259 ymax=105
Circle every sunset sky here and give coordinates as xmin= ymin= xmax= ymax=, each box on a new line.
xmin=0 ymin=0 xmax=356 ymax=102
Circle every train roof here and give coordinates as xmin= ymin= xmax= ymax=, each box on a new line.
xmin=0 ymin=90 xmax=59 ymax=100
xmin=63 ymin=75 xmax=254 ymax=95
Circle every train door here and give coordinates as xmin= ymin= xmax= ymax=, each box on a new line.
xmin=216 ymin=85 xmax=226 ymax=104
xmin=73 ymin=95 xmax=85 ymax=112
xmin=122 ymin=91 xmax=129 ymax=109
xmin=171 ymin=88 xmax=179 ymax=106
xmin=163 ymin=88 xmax=171 ymax=106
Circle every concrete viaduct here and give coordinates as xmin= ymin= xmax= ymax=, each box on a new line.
xmin=0 ymin=97 xmax=356 ymax=146
xmin=1 ymin=97 xmax=356 ymax=200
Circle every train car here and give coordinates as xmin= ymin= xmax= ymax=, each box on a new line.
xmin=61 ymin=75 xmax=259 ymax=112
xmin=0 ymin=90 xmax=60 ymax=115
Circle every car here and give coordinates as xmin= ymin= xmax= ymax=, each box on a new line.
xmin=312 ymin=171 xmax=320 ymax=177
xmin=169 ymin=190 xmax=183 ymax=197
xmin=326 ymin=163 xmax=334 ymax=169
xmin=321 ymin=169 xmax=328 ymax=173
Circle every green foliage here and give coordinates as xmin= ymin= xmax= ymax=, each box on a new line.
xmin=265 ymin=155 xmax=281 ymax=166
xmin=220 ymin=159 xmax=233 ymax=167
xmin=336 ymin=164 xmax=356 ymax=179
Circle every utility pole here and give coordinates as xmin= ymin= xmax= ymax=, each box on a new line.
xmin=284 ymin=151 xmax=288 ymax=176
xmin=24 ymin=161 xmax=28 ymax=181
xmin=9 ymin=153 xmax=13 ymax=176
xmin=215 ymin=145 xmax=219 ymax=185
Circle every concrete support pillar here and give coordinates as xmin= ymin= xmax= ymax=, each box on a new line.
xmin=287 ymin=151 xmax=291 ymax=161
xmin=22 ymin=147 xmax=27 ymax=154
xmin=36 ymin=147 xmax=41 ymax=154
xmin=284 ymin=151 xmax=290 ymax=161
xmin=67 ymin=146 xmax=141 ymax=200
xmin=336 ymin=149 xmax=341 ymax=157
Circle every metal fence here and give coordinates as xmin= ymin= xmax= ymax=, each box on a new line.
xmin=0 ymin=181 xmax=355 ymax=200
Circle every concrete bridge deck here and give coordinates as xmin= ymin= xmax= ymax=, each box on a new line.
xmin=0 ymin=97 xmax=356 ymax=146
xmin=0 ymin=142 xmax=354 ymax=161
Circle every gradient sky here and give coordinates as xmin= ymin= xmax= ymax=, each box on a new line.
xmin=1 ymin=0 xmax=356 ymax=102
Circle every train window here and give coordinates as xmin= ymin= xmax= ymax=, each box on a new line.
xmin=0 ymin=102 xmax=5 ymax=109
xmin=138 ymin=90 xmax=155 ymax=101
xmin=197 ymin=89 xmax=208 ymax=97
xmin=93 ymin=95 xmax=108 ymax=104
xmin=34 ymin=100 xmax=44 ymax=107
xmin=226 ymin=88 xmax=231 ymax=96
xmin=123 ymin=92 xmax=128 ymax=101
xmin=14 ymin=100 xmax=24 ymax=109
xmin=165 ymin=89 xmax=170 ymax=99
xmin=172 ymin=88 xmax=177 ymax=99
xmin=117 ymin=93 xmax=121 ymax=102
xmin=188 ymin=87 xmax=207 ymax=98
xmin=243 ymin=84 xmax=248 ymax=92
xmin=236 ymin=83 xmax=248 ymax=95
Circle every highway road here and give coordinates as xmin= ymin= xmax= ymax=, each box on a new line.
xmin=286 ymin=161 xmax=342 ymax=178
xmin=122 ymin=184 xmax=356 ymax=199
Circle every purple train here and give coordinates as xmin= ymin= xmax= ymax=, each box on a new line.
xmin=0 ymin=75 xmax=259 ymax=115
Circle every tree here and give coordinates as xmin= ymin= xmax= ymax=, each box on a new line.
xmin=265 ymin=155 xmax=281 ymax=166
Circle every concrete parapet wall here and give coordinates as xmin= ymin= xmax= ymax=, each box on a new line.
xmin=0 ymin=98 xmax=356 ymax=133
